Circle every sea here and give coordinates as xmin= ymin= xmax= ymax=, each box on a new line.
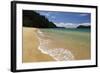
xmin=36 ymin=28 xmax=91 ymax=61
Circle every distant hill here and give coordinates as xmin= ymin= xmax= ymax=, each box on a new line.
xmin=23 ymin=10 xmax=57 ymax=28
xmin=77 ymin=25 xmax=91 ymax=28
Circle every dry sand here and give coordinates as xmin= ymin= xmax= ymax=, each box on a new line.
xmin=22 ymin=27 xmax=54 ymax=63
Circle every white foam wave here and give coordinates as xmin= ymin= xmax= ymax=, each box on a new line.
xmin=39 ymin=45 xmax=74 ymax=61
xmin=37 ymin=30 xmax=45 ymax=37
xmin=36 ymin=29 xmax=74 ymax=61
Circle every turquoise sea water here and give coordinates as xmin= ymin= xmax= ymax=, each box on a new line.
xmin=37 ymin=28 xmax=91 ymax=60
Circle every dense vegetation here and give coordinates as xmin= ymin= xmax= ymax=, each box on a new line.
xmin=23 ymin=10 xmax=57 ymax=28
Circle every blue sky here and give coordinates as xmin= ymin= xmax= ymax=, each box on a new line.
xmin=36 ymin=10 xmax=91 ymax=28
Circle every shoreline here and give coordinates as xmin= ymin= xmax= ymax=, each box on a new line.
xmin=22 ymin=27 xmax=55 ymax=63
xmin=22 ymin=27 xmax=90 ymax=63
xmin=36 ymin=29 xmax=75 ymax=61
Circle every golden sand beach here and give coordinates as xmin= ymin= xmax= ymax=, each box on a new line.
xmin=22 ymin=27 xmax=90 ymax=63
xmin=22 ymin=27 xmax=54 ymax=63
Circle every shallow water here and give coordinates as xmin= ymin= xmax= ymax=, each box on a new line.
xmin=36 ymin=28 xmax=91 ymax=61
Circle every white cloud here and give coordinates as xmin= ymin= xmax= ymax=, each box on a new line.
xmin=55 ymin=22 xmax=90 ymax=28
xmin=37 ymin=12 xmax=51 ymax=17
xmin=79 ymin=14 xmax=88 ymax=16
xmin=44 ymin=13 xmax=50 ymax=17
xmin=55 ymin=23 xmax=78 ymax=28
xmin=51 ymin=16 xmax=56 ymax=19
xmin=37 ymin=12 xmax=58 ymax=18
xmin=79 ymin=23 xmax=90 ymax=26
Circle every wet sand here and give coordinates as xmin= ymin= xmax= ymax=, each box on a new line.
xmin=22 ymin=27 xmax=54 ymax=63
